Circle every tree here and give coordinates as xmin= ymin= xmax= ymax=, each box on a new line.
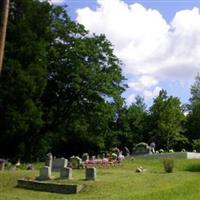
xmin=0 ymin=1 xmax=126 ymax=160
xmin=185 ymin=74 xmax=200 ymax=142
xmin=190 ymin=73 xmax=200 ymax=104
xmin=0 ymin=0 xmax=9 ymax=73
xmin=41 ymin=6 xmax=126 ymax=156
xmin=0 ymin=0 xmax=52 ymax=160
xmin=149 ymin=90 xmax=186 ymax=150
xmin=114 ymin=95 xmax=148 ymax=149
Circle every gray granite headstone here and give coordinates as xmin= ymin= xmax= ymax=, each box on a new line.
xmin=85 ymin=167 xmax=96 ymax=180
xmin=60 ymin=167 xmax=72 ymax=179
xmin=37 ymin=166 xmax=51 ymax=180
xmin=132 ymin=142 xmax=151 ymax=155
xmin=52 ymin=158 xmax=68 ymax=171
xmin=82 ymin=153 xmax=89 ymax=161
xmin=70 ymin=156 xmax=82 ymax=169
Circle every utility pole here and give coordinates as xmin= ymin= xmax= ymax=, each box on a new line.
xmin=0 ymin=0 xmax=9 ymax=74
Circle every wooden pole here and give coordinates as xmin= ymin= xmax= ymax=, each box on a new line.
xmin=0 ymin=0 xmax=9 ymax=74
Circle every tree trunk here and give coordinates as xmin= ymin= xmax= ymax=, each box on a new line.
xmin=0 ymin=0 xmax=9 ymax=74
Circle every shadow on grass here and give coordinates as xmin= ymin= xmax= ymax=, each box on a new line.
xmin=185 ymin=164 xmax=200 ymax=172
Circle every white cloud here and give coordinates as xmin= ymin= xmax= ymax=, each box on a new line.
xmin=40 ymin=0 xmax=64 ymax=5
xmin=51 ymin=0 xmax=64 ymax=4
xmin=76 ymin=0 xmax=200 ymax=102
xmin=144 ymin=86 xmax=162 ymax=100
xmin=126 ymin=94 xmax=136 ymax=106
xmin=128 ymin=76 xmax=158 ymax=91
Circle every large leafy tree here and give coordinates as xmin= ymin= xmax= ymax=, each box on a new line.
xmin=185 ymin=74 xmax=200 ymax=142
xmin=0 ymin=0 xmax=52 ymax=160
xmin=0 ymin=1 xmax=126 ymax=160
xmin=149 ymin=90 xmax=186 ymax=150
xmin=41 ymin=6 xmax=125 ymax=156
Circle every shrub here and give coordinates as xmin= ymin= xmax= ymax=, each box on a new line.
xmin=192 ymin=139 xmax=200 ymax=152
xmin=163 ymin=158 xmax=174 ymax=173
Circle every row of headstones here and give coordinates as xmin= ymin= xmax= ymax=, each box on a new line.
xmin=46 ymin=154 xmax=83 ymax=170
xmin=37 ymin=166 xmax=96 ymax=181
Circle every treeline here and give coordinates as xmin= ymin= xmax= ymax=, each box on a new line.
xmin=0 ymin=0 xmax=200 ymax=161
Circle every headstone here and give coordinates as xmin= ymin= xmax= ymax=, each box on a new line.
xmin=52 ymin=158 xmax=68 ymax=171
xmin=37 ymin=166 xmax=51 ymax=180
xmin=69 ymin=156 xmax=82 ymax=169
xmin=26 ymin=164 xmax=34 ymax=170
xmin=132 ymin=142 xmax=151 ymax=155
xmin=15 ymin=160 xmax=21 ymax=168
xmin=45 ymin=153 xmax=53 ymax=168
xmin=123 ymin=146 xmax=130 ymax=156
xmin=85 ymin=167 xmax=96 ymax=180
xmin=82 ymin=153 xmax=89 ymax=161
xmin=60 ymin=167 xmax=72 ymax=179
xmin=150 ymin=142 xmax=156 ymax=153
xmin=0 ymin=159 xmax=5 ymax=171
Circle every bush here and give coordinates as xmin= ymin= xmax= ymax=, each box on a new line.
xmin=163 ymin=158 xmax=174 ymax=173
xmin=192 ymin=139 xmax=200 ymax=152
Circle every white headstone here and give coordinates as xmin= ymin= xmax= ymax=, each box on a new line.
xmin=45 ymin=153 xmax=53 ymax=168
xmin=38 ymin=166 xmax=51 ymax=180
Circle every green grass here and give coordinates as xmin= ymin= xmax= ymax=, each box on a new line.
xmin=1 ymin=158 xmax=200 ymax=200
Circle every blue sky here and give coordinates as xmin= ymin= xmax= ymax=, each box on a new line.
xmin=52 ymin=0 xmax=200 ymax=106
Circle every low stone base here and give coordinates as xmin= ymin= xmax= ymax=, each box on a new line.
xmin=17 ymin=179 xmax=83 ymax=194
xmin=133 ymin=152 xmax=200 ymax=159
xmin=35 ymin=176 xmax=55 ymax=181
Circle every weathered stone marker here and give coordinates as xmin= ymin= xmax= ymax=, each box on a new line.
xmin=37 ymin=166 xmax=51 ymax=180
xmin=52 ymin=158 xmax=68 ymax=171
xmin=85 ymin=167 xmax=96 ymax=180
xmin=17 ymin=179 xmax=83 ymax=194
xmin=70 ymin=156 xmax=82 ymax=169
xmin=0 ymin=159 xmax=5 ymax=171
xmin=60 ymin=167 xmax=72 ymax=179
xmin=45 ymin=153 xmax=53 ymax=168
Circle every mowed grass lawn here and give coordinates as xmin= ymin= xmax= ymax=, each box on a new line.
xmin=1 ymin=158 xmax=200 ymax=200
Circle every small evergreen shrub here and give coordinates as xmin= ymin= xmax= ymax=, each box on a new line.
xmin=163 ymin=158 xmax=174 ymax=173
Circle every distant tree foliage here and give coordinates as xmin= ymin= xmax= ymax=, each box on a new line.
xmin=190 ymin=73 xmax=200 ymax=103
xmin=114 ymin=95 xmax=148 ymax=150
xmin=0 ymin=0 xmax=200 ymax=161
xmin=149 ymin=90 xmax=186 ymax=150
xmin=185 ymin=74 xmax=200 ymax=143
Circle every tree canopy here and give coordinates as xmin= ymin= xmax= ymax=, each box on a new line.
xmin=0 ymin=0 xmax=200 ymax=161
xmin=0 ymin=0 xmax=126 ymax=160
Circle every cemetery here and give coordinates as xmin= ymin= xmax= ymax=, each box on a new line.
xmin=2 ymin=0 xmax=200 ymax=200
xmin=1 ymin=147 xmax=200 ymax=199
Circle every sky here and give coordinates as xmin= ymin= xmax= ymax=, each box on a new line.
xmin=50 ymin=0 xmax=200 ymax=106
